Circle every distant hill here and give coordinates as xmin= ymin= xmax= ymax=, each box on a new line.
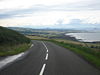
xmin=8 ymin=27 xmax=36 ymax=35
xmin=8 ymin=27 xmax=88 ymax=35
xmin=0 ymin=26 xmax=30 ymax=45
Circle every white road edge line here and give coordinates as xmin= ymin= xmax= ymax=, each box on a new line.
xmin=0 ymin=52 xmax=24 ymax=69
xmin=39 ymin=64 xmax=46 ymax=75
xmin=45 ymin=53 xmax=48 ymax=60
xmin=30 ymin=44 xmax=34 ymax=48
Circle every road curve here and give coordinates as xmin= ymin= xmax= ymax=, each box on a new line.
xmin=0 ymin=40 xmax=100 ymax=75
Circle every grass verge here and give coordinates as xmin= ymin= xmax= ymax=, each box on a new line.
xmin=0 ymin=43 xmax=31 ymax=56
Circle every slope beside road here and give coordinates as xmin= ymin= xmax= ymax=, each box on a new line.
xmin=0 ymin=40 xmax=100 ymax=75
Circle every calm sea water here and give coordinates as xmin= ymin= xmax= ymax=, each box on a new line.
xmin=66 ymin=33 xmax=100 ymax=42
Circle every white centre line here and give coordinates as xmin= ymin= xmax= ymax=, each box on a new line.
xmin=45 ymin=53 xmax=48 ymax=60
xmin=39 ymin=64 xmax=46 ymax=75
xmin=39 ymin=41 xmax=49 ymax=75
xmin=47 ymin=50 xmax=48 ymax=53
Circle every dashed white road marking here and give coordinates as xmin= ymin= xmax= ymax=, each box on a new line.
xmin=45 ymin=53 xmax=48 ymax=60
xmin=39 ymin=64 xmax=46 ymax=75
xmin=42 ymin=41 xmax=49 ymax=60
xmin=47 ymin=50 xmax=48 ymax=53
xmin=40 ymin=41 xmax=49 ymax=75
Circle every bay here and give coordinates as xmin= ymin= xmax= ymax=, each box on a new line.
xmin=66 ymin=33 xmax=100 ymax=42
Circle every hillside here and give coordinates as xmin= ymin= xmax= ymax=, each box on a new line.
xmin=0 ymin=26 xmax=30 ymax=45
xmin=0 ymin=26 xmax=31 ymax=56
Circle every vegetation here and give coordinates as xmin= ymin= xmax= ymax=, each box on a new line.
xmin=26 ymin=35 xmax=48 ymax=40
xmin=0 ymin=43 xmax=30 ymax=56
xmin=54 ymin=39 xmax=100 ymax=51
xmin=8 ymin=27 xmax=87 ymax=41
xmin=8 ymin=27 xmax=87 ymax=35
xmin=0 ymin=26 xmax=30 ymax=45
xmin=0 ymin=26 xmax=31 ymax=56
xmin=27 ymin=35 xmax=100 ymax=50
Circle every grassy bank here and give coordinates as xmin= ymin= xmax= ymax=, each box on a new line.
xmin=48 ymin=40 xmax=100 ymax=69
xmin=0 ymin=43 xmax=31 ymax=56
xmin=0 ymin=26 xmax=31 ymax=56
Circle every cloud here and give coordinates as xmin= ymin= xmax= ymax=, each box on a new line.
xmin=0 ymin=0 xmax=100 ymax=12
xmin=0 ymin=11 xmax=100 ymax=28
xmin=0 ymin=0 xmax=100 ymax=29
xmin=69 ymin=19 xmax=82 ymax=25
xmin=0 ymin=5 xmax=49 ymax=19
xmin=55 ymin=19 xmax=100 ymax=29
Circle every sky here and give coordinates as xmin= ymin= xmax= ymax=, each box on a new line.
xmin=0 ymin=0 xmax=100 ymax=29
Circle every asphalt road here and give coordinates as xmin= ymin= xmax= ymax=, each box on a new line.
xmin=0 ymin=40 xmax=100 ymax=75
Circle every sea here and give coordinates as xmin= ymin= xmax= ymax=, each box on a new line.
xmin=66 ymin=33 xmax=100 ymax=42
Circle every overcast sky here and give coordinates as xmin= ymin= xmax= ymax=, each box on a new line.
xmin=0 ymin=0 xmax=100 ymax=29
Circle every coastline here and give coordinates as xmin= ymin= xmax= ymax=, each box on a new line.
xmin=65 ymin=33 xmax=100 ymax=43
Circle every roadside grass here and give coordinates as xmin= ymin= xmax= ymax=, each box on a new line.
xmin=26 ymin=35 xmax=48 ymax=40
xmin=0 ymin=43 xmax=31 ymax=56
xmin=54 ymin=39 xmax=100 ymax=51
xmin=0 ymin=26 xmax=31 ymax=56
xmin=27 ymin=35 xmax=100 ymax=50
